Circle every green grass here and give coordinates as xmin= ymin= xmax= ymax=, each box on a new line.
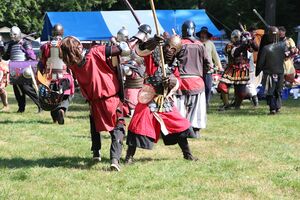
xmin=0 ymin=85 xmax=299 ymax=200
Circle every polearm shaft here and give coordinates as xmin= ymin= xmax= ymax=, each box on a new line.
xmin=253 ymin=9 xmax=270 ymax=28
xmin=149 ymin=0 xmax=166 ymax=80
xmin=122 ymin=0 xmax=141 ymax=25
xmin=239 ymin=22 xmax=246 ymax=32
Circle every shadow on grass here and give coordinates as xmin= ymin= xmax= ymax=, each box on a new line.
xmin=67 ymin=115 xmax=89 ymax=120
xmin=0 ymin=156 xmax=170 ymax=170
xmin=0 ymin=119 xmax=53 ymax=124
xmin=0 ymin=156 xmax=110 ymax=170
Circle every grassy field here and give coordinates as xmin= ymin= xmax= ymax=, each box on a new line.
xmin=0 ymin=85 xmax=299 ymax=200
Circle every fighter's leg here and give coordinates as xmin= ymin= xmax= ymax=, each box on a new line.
xmin=109 ymin=123 xmax=125 ymax=171
xmin=13 ymin=84 xmax=25 ymax=112
xmin=22 ymin=84 xmax=41 ymax=112
xmin=178 ymin=137 xmax=198 ymax=161
xmin=51 ymin=96 xmax=72 ymax=125
xmin=0 ymin=88 xmax=9 ymax=111
xmin=124 ymin=145 xmax=136 ymax=164
xmin=274 ymin=74 xmax=284 ymax=112
xmin=89 ymin=115 xmax=101 ymax=161
xmin=204 ymin=73 xmax=213 ymax=108
xmin=217 ymin=82 xmax=230 ymax=111
xmin=234 ymin=84 xmax=247 ymax=109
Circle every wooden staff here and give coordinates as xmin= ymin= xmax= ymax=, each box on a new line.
xmin=149 ymin=0 xmax=166 ymax=82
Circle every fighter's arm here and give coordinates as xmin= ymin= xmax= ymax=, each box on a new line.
xmin=135 ymin=35 xmax=164 ymax=57
xmin=2 ymin=43 xmax=11 ymax=61
xmin=38 ymin=43 xmax=50 ymax=73
xmin=22 ymin=40 xmax=37 ymax=60
xmin=256 ymin=47 xmax=267 ymax=76
xmin=201 ymin=45 xmax=213 ymax=73
xmin=211 ymin=42 xmax=222 ymax=70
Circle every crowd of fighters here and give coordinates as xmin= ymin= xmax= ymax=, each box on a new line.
xmin=0 ymin=20 xmax=297 ymax=171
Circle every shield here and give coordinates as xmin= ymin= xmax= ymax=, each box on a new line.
xmin=9 ymin=61 xmax=38 ymax=85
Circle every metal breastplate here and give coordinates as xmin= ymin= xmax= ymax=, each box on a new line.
xmin=10 ymin=43 xmax=26 ymax=61
xmin=46 ymin=40 xmax=66 ymax=80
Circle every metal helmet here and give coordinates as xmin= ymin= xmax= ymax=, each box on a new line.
xmin=117 ymin=27 xmax=129 ymax=42
xmin=38 ymin=84 xmax=64 ymax=111
xmin=22 ymin=67 xmax=32 ymax=79
xmin=164 ymin=35 xmax=182 ymax=64
xmin=231 ymin=29 xmax=242 ymax=43
xmin=52 ymin=23 xmax=64 ymax=38
xmin=165 ymin=35 xmax=182 ymax=54
xmin=134 ymin=24 xmax=152 ymax=41
xmin=181 ymin=20 xmax=196 ymax=38
xmin=138 ymin=24 xmax=152 ymax=35
xmin=10 ymin=26 xmax=22 ymax=42
xmin=267 ymin=26 xmax=279 ymax=44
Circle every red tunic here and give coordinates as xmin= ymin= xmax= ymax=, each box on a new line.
xmin=128 ymin=55 xmax=191 ymax=142
xmin=69 ymin=45 xmax=121 ymax=132
xmin=177 ymin=39 xmax=209 ymax=95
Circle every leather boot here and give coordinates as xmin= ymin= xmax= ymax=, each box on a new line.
xmin=125 ymin=146 xmax=136 ymax=165
xmin=251 ymin=95 xmax=259 ymax=107
xmin=178 ymin=138 xmax=198 ymax=161
xmin=218 ymin=93 xmax=230 ymax=111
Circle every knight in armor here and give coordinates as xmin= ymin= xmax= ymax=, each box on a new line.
xmin=256 ymin=26 xmax=286 ymax=115
xmin=125 ymin=34 xmax=198 ymax=164
xmin=0 ymin=36 xmax=9 ymax=112
xmin=217 ymin=29 xmax=257 ymax=111
xmin=113 ymin=27 xmax=146 ymax=117
xmin=60 ymin=25 xmax=149 ymax=171
xmin=175 ymin=20 xmax=213 ymax=135
xmin=2 ymin=26 xmax=41 ymax=113
xmin=38 ymin=24 xmax=75 ymax=124
xmin=278 ymin=26 xmax=297 ymax=83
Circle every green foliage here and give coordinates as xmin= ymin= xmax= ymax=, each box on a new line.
xmin=0 ymin=0 xmax=299 ymax=37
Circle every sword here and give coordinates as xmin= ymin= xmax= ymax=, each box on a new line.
xmin=121 ymin=0 xmax=141 ymax=25
xmin=253 ymin=9 xmax=270 ymax=28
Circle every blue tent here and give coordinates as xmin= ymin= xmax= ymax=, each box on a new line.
xmin=41 ymin=10 xmax=221 ymax=41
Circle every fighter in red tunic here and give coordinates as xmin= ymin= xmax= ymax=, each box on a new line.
xmin=125 ymin=34 xmax=198 ymax=164
xmin=60 ymin=25 xmax=150 ymax=171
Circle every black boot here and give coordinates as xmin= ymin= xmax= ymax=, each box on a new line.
xmin=125 ymin=146 xmax=136 ymax=164
xmin=178 ymin=138 xmax=198 ymax=161
xmin=92 ymin=150 xmax=101 ymax=162
xmin=57 ymin=109 xmax=65 ymax=125
xmin=251 ymin=95 xmax=259 ymax=107
xmin=192 ymin=128 xmax=201 ymax=138
xmin=218 ymin=93 xmax=231 ymax=111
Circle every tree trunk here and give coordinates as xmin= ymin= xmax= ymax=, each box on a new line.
xmin=265 ymin=0 xmax=276 ymax=25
